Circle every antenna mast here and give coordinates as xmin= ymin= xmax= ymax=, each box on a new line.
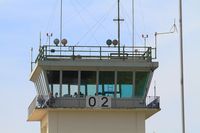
xmin=39 ymin=32 xmax=42 ymax=48
xmin=179 ymin=0 xmax=186 ymax=132
xmin=60 ymin=0 xmax=63 ymax=56
xmin=117 ymin=0 xmax=120 ymax=55
xmin=132 ymin=0 xmax=135 ymax=51
xmin=30 ymin=47 xmax=33 ymax=71
xmin=113 ymin=0 xmax=124 ymax=56
xmin=60 ymin=0 xmax=63 ymax=42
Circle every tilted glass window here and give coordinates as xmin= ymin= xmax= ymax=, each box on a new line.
xmin=135 ymin=72 xmax=149 ymax=97
xmin=47 ymin=71 xmax=60 ymax=97
xmin=80 ymin=71 xmax=96 ymax=97
xmin=98 ymin=71 xmax=115 ymax=97
xmin=117 ymin=72 xmax=133 ymax=98
xmin=62 ymin=71 xmax=78 ymax=97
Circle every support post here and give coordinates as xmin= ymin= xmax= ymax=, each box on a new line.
xmin=179 ymin=0 xmax=186 ymax=132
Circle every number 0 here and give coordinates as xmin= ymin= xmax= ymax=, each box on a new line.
xmin=89 ymin=97 xmax=96 ymax=107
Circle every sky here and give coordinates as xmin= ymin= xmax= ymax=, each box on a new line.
xmin=0 ymin=0 xmax=200 ymax=133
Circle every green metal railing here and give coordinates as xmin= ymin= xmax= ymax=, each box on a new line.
xmin=34 ymin=45 xmax=156 ymax=63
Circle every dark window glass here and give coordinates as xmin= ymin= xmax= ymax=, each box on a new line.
xmin=98 ymin=71 xmax=115 ymax=97
xmin=62 ymin=71 xmax=78 ymax=97
xmin=47 ymin=71 xmax=60 ymax=97
xmin=135 ymin=72 xmax=149 ymax=97
xmin=117 ymin=72 xmax=133 ymax=98
xmin=80 ymin=71 xmax=96 ymax=97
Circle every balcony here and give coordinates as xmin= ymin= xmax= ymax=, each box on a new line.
xmin=28 ymin=96 xmax=160 ymax=121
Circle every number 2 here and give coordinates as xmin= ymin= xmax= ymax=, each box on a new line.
xmin=101 ymin=97 xmax=108 ymax=107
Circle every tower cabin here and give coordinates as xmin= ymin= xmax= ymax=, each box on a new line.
xmin=28 ymin=44 xmax=160 ymax=133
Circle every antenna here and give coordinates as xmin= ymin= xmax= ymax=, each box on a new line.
xmin=30 ymin=47 xmax=33 ymax=71
xmin=142 ymin=34 xmax=148 ymax=47
xmin=170 ymin=19 xmax=178 ymax=33
xmin=60 ymin=0 xmax=63 ymax=43
xmin=113 ymin=0 xmax=124 ymax=56
xmin=154 ymin=20 xmax=178 ymax=58
xmin=179 ymin=0 xmax=186 ymax=132
xmin=47 ymin=33 xmax=53 ymax=54
xmin=39 ymin=32 xmax=42 ymax=48
xmin=60 ymin=0 xmax=63 ymax=56
xmin=132 ymin=0 xmax=135 ymax=52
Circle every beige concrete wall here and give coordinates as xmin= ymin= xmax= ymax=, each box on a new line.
xmin=41 ymin=114 xmax=48 ymax=133
xmin=46 ymin=110 xmax=145 ymax=133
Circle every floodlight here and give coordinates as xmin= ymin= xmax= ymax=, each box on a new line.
xmin=61 ymin=38 xmax=68 ymax=46
xmin=54 ymin=39 xmax=59 ymax=46
xmin=113 ymin=39 xmax=118 ymax=46
xmin=106 ymin=39 xmax=112 ymax=46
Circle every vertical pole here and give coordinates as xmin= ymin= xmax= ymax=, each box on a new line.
xmin=142 ymin=34 xmax=148 ymax=48
xmin=114 ymin=71 xmax=117 ymax=98
xmin=100 ymin=46 xmax=102 ymax=60
xmin=96 ymin=71 xmax=99 ymax=96
xmin=132 ymin=0 xmax=134 ymax=53
xmin=31 ymin=47 xmax=33 ymax=71
xmin=47 ymin=33 xmax=52 ymax=55
xmin=78 ymin=71 xmax=81 ymax=97
xmin=60 ymin=0 xmax=63 ymax=56
xmin=123 ymin=46 xmax=125 ymax=60
xmin=72 ymin=46 xmax=75 ymax=60
xmin=154 ymin=80 xmax=156 ymax=97
xmin=45 ymin=46 xmax=47 ymax=59
xmin=60 ymin=70 xmax=62 ymax=97
xmin=39 ymin=32 xmax=42 ymax=48
xmin=155 ymin=32 xmax=157 ymax=59
xmin=117 ymin=0 xmax=120 ymax=56
xmin=179 ymin=0 xmax=186 ymax=133
xmin=132 ymin=72 xmax=135 ymax=97
xmin=48 ymin=35 xmax=51 ymax=55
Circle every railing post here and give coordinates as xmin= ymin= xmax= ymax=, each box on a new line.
xmin=123 ymin=46 xmax=125 ymax=60
xmin=72 ymin=46 xmax=75 ymax=60
xmin=44 ymin=46 xmax=47 ymax=60
xmin=100 ymin=47 xmax=102 ymax=60
xmin=149 ymin=47 xmax=152 ymax=61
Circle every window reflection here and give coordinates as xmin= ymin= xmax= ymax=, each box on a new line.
xmin=81 ymin=71 xmax=96 ymax=97
xmin=135 ymin=72 xmax=149 ymax=97
xmin=98 ymin=71 xmax=115 ymax=97
xmin=117 ymin=72 xmax=133 ymax=98
xmin=46 ymin=70 xmax=149 ymax=99
xmin=62 ymin=71 xmax=78 ymax=97
xmin=47 ymin=71 xmax=60 ymax=97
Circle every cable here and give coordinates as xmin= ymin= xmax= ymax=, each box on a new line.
xmin=73 ymin=1 xmax=117 ymax=45
xmin=75 ymin=0 xmax=114 ymax=37
xmin=44 ymin=0 xmax=60 ymax=33
xmin=84 ymin=2 xmax=117 ymax=44
xmin=138 ymin=0 xmax=147 ymax=34
xmin=70 ymin=0 xmax=99 ymax=44
xmin=120 ymin=3 xmax=133 ymax=45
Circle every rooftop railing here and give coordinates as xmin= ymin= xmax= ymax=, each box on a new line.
xmin=34 ymin=45 xmax=156 ymax=63
xmin=28 ymin=95 xmax=160 ymax=117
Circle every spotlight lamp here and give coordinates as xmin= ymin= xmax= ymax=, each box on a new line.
xmin=61 ymin=38 xmax=68 ymax=46
xmin=54 ymin=39 xmax=60 ymax=46
xmin=106 ymin=39 xmax=112 ymax=46
xmin=113 ymin=39 xmax=118 ymax=46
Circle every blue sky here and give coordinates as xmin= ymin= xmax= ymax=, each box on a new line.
xmin=0 ymin=0 xmax=200 ymax=133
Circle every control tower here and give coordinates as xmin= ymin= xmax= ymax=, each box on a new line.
xmin=28 ymin=43 xmax=160 ymax=133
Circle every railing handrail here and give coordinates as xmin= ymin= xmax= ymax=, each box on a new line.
xmin=33 ymin=45 xmax=156 ymax=63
